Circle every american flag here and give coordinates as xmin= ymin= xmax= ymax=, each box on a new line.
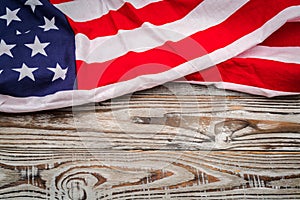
xmin=0 ymin=0 xmax=299 ymax=112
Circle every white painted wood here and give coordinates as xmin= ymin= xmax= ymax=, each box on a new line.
xmin=0 ymin=83 xmax=299 ymax=199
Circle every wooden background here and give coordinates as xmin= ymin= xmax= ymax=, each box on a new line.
xmin=0 ymin=83 xmax=299 ymax=199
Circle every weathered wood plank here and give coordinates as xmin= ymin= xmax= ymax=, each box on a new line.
xmin=0 ymin=150 xmax=299 ymax=199
xmin=0 ymin=117 xmax=299 ymax=151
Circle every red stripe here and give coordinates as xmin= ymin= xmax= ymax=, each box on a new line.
xmin=188 ymin=0 xmax=299 ymax=53
xmin=261 ymin=22 xmax=300 ymax=47
xmin=185 ymin=58 xmax=300 ymax=92
xmin=76 ymin=48 xmax=190 ymax=89
xmin=50 ymin=0 xmax=73 ymax=4
xmin=67 ymin=0 xmax=203 ymax=39
xmin=76 ymin=0 xmax=299 ymax=90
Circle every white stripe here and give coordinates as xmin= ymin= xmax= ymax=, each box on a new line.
xmin=53 ymin=0 xmax=162 ymax=22
xmin=176 ymin=81 xmax=299 ymax=97
xmin=217 ymin=82 xmax=299 ymax=97
xmin=236 ymin=46 xmax=300 ymax=64
xmin=75 ymin=0 xmax=249 ymax=63
xmin=288 ymin=16 xmax=300 ymax=22
xmin=1 ymin=6 xmax=299 ymax=113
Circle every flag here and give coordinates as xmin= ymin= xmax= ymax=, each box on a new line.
xmin=0 ymin=0 xmax=299 ymax=113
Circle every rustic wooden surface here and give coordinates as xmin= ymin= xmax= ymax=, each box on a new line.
xmin=0 ymin=83 xmax=299 ymax=200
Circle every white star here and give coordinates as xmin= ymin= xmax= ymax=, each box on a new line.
xmin=25 ymin=0 xmax=43 ymax=12
xmin=0 ymin=39 xmax=16 ymax=57
xmin=0 ymin=70 xmax=3 ymax=75
xmin=25 ymin=36 xmax=50 ymax=57
xmin=39 ymin=17 xmax=58 ymax=31
xmin=12 ymin=63 xmax=38 ymax=81
xmin=47 ymin=63 xmax=68 ymax=81
xmin=0 ymin=8 xmax=21 ymax=26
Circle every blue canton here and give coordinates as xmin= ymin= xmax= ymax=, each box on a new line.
xmin=0 ymin=0 xmax=76 ymax=97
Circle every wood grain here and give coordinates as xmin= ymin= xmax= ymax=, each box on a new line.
xmin=0 ymin=150 xmax=299 ymax=199
xmin=0 ymin=83 xmax=299 ymax=199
